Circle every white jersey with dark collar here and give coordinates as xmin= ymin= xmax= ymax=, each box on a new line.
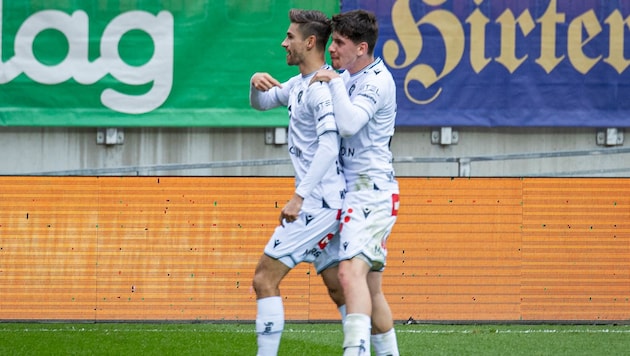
xmin=339 ymin=58 xmax=398 ymax=192
xmin=250 ymin=68 xmax=346 ymax=209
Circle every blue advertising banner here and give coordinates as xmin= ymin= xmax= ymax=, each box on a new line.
xmin=342 ymin=0 xmax=630 ymax=127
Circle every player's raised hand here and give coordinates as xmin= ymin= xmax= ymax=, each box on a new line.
xmin=251 ymin=72 xmax=282 ymax=91
xmin=309 ymin=69 xmax=340 ymax=85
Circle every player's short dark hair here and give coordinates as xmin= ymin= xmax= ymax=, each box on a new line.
xmin=332 ymin=10 xmax=378 ymax=55
xmin=289 ymin=9 xmax=332 ymax=52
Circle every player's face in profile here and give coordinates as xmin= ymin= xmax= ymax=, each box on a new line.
xmin=328 ymin=32 xmax=360 ymax=71
xmin=281 ymin=23 xmax=307 ymax=66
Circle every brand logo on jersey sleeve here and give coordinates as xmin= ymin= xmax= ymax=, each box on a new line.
xmin=348 ymin=84 xmax=356 ymax=96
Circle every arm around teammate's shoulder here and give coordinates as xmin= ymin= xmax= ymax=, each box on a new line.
xmin=329 ymin=77 xmax=370 ymax=138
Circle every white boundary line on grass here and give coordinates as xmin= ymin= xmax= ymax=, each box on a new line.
xmin=397 ymin=329 xmax=630 ymax=334
xmin=1 ymin=327 xmax=630 ymax=334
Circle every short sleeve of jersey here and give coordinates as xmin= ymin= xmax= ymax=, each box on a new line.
xmin=306 ymin=81 xmax=337 ymax=136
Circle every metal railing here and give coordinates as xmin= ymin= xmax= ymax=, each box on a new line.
xmin=395 ymin=147 xmax=630 ymax=177
xmin=26 ymin=147 xmax=630 ymax=177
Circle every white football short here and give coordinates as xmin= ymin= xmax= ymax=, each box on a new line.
xmin=338 ymin=190 xmax=399 ymax=272
xmin=264 ymin=206 xmax=341 ymax=274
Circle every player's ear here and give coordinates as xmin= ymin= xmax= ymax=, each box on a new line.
xmin=357 ymin=41 xmax=368 ymax=56
xmin=306 ymin=35 xmax=316 ymax=50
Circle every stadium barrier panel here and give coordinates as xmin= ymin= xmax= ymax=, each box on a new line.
xmin=0 ymin=177 xmax=628 ymax=321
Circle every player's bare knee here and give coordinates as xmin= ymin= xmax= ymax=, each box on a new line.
xmin=338 ymin=260 xmax=364 ymax=287
xmin=252 ymin=270 xmax=277 ymax=298
xmin=337 ymin=268 xmax=354 ymax=290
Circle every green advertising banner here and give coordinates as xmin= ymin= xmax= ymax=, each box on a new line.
xmin=0 ymin=1 xmax=339 ymax=127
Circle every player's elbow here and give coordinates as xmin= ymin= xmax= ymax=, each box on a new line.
xmin=250 ymin=103 xmax=265 ymax=111
xmin=249 ymin=98 xmax=268 ymax=111
xmin=338 ymin=126 xmax=356 ymax=138
xmin=336 ymin=108 xmax=367 ymax=137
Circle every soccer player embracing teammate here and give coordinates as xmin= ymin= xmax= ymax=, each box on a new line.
xmin=250 ymin=8 xmax=400 ymax=356
xmin=312 ymin=9 xmax=401 ymax=356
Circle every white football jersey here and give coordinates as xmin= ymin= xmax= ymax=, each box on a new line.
xmin=287 ymin=71 xmax=345 ymax=209
xmin=250 ymin=68 xmax=345 ymax=209
xmin=339 ymin=58 xmax=398 ymax=192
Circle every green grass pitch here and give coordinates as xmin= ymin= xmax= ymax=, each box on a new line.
xmin=1 ymin=322 xmax=629 ymax=355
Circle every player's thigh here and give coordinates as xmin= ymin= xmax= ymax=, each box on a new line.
xmin=252 ymin=253 xmax=292 ymax=296
xmin=367 ymin=270 xmax=383 ymax=296
xmin=254 ymin=253 xmax=291 ymax=279
xmin=320 ymin=265 xmax=341 ymax=290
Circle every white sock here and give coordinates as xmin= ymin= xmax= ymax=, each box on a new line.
xmin=256 ymin=296 xmax=284 ymax=356
xmin=372 ymin=328 xmax=399 ymax=356
xmin=338 ymin=304 xmax=347 ymax=324
xmin=343 ymin=313 xmax=371 ymax=356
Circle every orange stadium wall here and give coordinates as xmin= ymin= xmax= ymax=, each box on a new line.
xmin=0 ymin=177 xmax=628 ymax=322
